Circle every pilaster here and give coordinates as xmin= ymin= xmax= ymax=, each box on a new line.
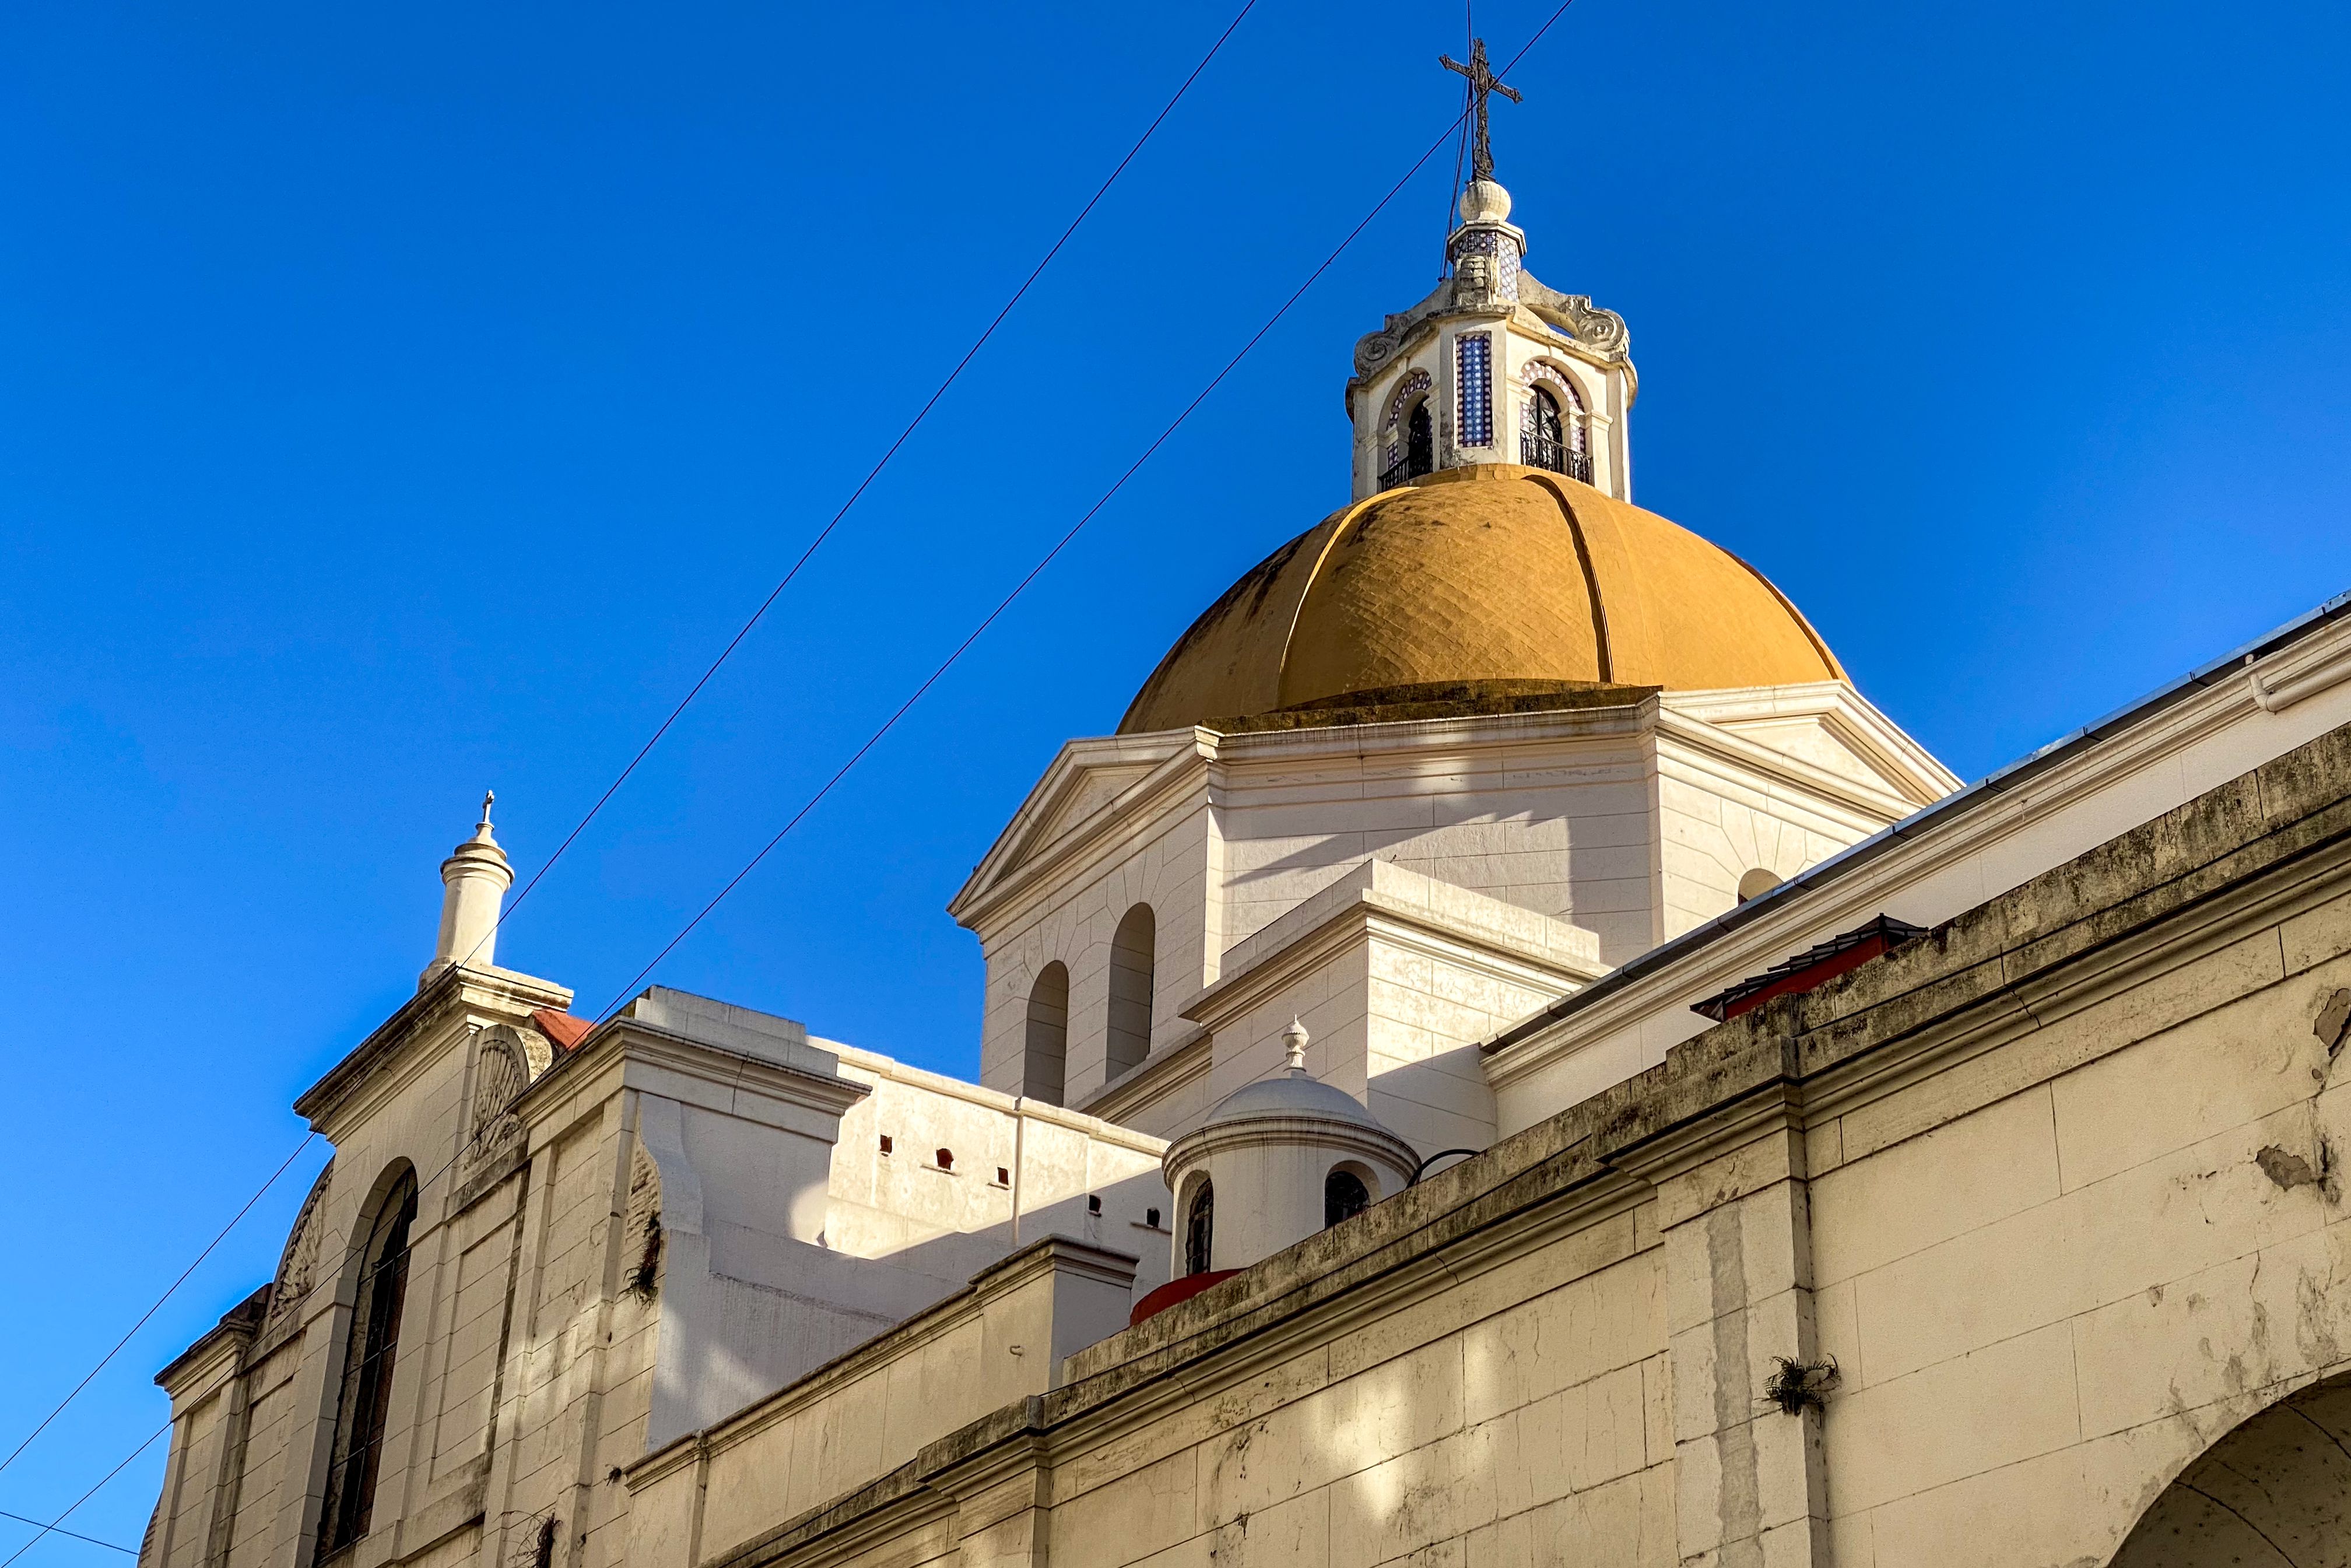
xmin=1615 ymin=1085 xmax=1831 ymax=1567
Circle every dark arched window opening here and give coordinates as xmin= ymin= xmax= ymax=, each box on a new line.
xmin=317 ymin=1169 xmax=418 ymax=1560
xmin=1324 ymin=1169 xmax=1371 ymax=1229
xmin=1520 ymin=387 xmax=1582 ymax=480
xmin=1106 ymin=905 xmax=1155 ymax=1082
xmin=1520 ymin=377 xmax=1591 ymax=482
xmin=1183 ymin=1178 xmax=1215 ymax=1276
xmin=1023 ymin=962 xmax=1068 ymax=1106
xmin=1405 ymin=401 xmax=1434 ymax=479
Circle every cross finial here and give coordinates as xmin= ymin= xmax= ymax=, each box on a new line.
xmin=1440 ymin=38 xmax=1522 ymax=187
xmin=479 ymin=789 xmax=496 ymax=827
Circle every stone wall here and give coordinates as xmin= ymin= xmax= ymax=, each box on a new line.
xmin=678 ymin=718 xmax=2351 ymax=1568
xmin=146 ymin=984 xmax=1173 ymax=1568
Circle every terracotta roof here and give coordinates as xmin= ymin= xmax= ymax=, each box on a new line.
xmin=1691 ymin=915 xmax=1927 ymax=1023
xmin=532 ymin=1009 xmax=595 ymax=1051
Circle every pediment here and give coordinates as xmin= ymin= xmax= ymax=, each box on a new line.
xmin=1665 ymin=683 xmax=1963 ymax=811
xmin=949 ymin=731 xmax=1201 ymax=925
xmin=1713 ymin=715 xmax=1894 ymax=792
xmin=1030 ymin=763 xmax=1153 ymax=850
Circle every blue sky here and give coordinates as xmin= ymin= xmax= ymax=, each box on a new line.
xmin=3 ymin=0 xmax=2348 ymax=1556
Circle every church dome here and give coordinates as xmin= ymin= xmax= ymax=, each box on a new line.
xmin=1197 ymin=1067 xmax=1394 ymax=1135
xmin=1118 ymin=464 xmax=1847 ymax=734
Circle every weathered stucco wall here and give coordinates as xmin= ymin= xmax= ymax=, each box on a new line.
xmin=145 ymin=985 xmax=1172 ymax=1568
xmin=671 ymin=719 xmax=2351 ymax=1568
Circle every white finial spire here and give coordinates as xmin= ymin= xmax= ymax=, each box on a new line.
xmin=423 ymin=790 xmax=515 ymax=988
xmin=1282 ymin=1018 xmax=1310 ymax=1073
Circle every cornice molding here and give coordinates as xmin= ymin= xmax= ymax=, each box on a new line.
xmin=1162 ymin=1113 xmax=1420 ymax=1191
xmin=1071 ymin=1027 xmax=1210 ymax=1128
xmin=950 ymin=735 xmax=1210 ymax=933
xmin=293 ymin=963 xmax=571 ymax=1138
xmin=1180 ymin=885 xmax=1606 ymax=1037
xmin=1665 ymin=680 xmax=1962 ymax=804
xmin=1651 ymin=707 xmax=1925 ymax=827
xmin=520 ymin=1019 xmax=869 ymax=1131
xmin=1485 ymin=619 xmax=2351 ymax=1093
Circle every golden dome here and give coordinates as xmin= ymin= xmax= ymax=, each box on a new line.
xmin=1118 ymin=464 xmax=1845 ymax=734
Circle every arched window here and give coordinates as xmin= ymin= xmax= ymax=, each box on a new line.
xmin=1324 ymin=1168 xmax=1371 ymax=1229
xmin=1520 ymin=368 xmax=1591 ymax=481
xmin=316 ymin=1167 xmax=418 ymax=1559
xmin=1106 ymin=904 xmax=1155 ymax=1081
xmin=1023 ymin=962 xmax=1068 ymax=1106
xmin=1405 ymin=401 xmax=1434 ymax=479
xmin=1183 ymin=1177 xmax=1215 ymax=1276
xmin=1379 ymin=369 xmax=1434 ymax=490
xmin=1530 ymin=388 xmax=1564 ymax=450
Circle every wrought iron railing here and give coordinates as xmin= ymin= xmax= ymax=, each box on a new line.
xmin=1520 ymin=430 xmax=1592 ymax=482
xmin=1379 ymin=456 xmax=1409 ymax=492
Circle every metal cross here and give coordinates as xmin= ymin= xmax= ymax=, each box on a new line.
xmin=1441 ymin=38 xmax=1521 ymax=185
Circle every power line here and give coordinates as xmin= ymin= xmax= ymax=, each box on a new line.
xmin=0 ymin=6 xmax=1258 ymax=1510
xmin=0 ymin=1135 xmax=320 ymax=1488
xmin=0 ymin=1426 xmax=168 ymax=1568
xmin=1 ymin=1104 xmax=532 ymax=1568
xmin=1440 ymin=0 xmax=1475 ymax=272
xmin=454 ymin=0 xmax=1263 ymax=971
xmin=8 ymin=8 xmax=1582 ymax=1555
xmin=587 ymin=0 xmax=1582 ymax=1023
xmin=0 ymin=1513 xmax=132 ymax=1558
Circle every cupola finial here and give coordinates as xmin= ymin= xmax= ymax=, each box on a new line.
xmin=1440 ymin=38 xmax=1521 ymax=187
xmin=423 ymin=791 xmax=515 ymax=987
xmin=1283 ymin=1017 xmax=1310 ymax=1073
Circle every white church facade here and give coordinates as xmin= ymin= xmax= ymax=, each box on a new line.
xmin=142 ymin=113 xmax=2351 ymax=1568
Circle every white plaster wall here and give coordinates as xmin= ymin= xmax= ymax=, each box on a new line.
xmin=977 ymin=798 xmax=1214 ymax=1107
xmin=1492 ymin=633 xmax=2351 ymax=1139
xmin=1213 ymin=728 xmax=1659 ymax=967
xmin=630 ymin=1243 xmax=1141 ymax=1568
xmin=1653 ymin=737 xmax=1884 ymax=942
xmin=826 ymin=1044 xmax=1171 ymax=1299
xmin=1497 ymin=330 xmax=1623 ymax=494
xmin=1194 ymin=862 xmax=1599 ymax=1159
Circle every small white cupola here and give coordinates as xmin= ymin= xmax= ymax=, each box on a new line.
xmin=1160 ymin=1020 xmax=1418 ymax=1279
xmin=420 ymin=791 xmax=514 ymax=988
xmin=1346 ymin=41 xmax=1638 ymax=501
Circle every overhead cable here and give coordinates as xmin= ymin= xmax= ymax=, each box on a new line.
xmin=586 ymin=0 xmax=1582 ymax=1022
xmin=9 ymin=5 xmax=1582 ymax=1552
xmin=454 ymin=0 xmax=1265 ymax=971
xmin=0 ymin=1425 xmax=168 ymax=1568
xmin=0 ymin=1134 xmax=320 ymax=1486
xmin=0 ymin=5 xmax=1258 ymax=1514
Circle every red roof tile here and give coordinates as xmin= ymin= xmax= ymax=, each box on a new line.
xmin=532 ymin=1009 xmax=595 ymax=1052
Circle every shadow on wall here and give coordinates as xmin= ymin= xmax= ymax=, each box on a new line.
xmin=652 ymin=1166 xmax=1172 ymax=1444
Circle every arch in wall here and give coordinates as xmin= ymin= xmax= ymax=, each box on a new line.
xmin=1023 ymin=962 xmax=1069 ymax=1106
xmin=1381 ymin=369 xmax=1435 ymax=483
xmin=1737 ymin=868 xmax=1782 ymax=903
xmin=1382 ymin=369 xmax=1433 ymax=436
xmin=1106 ymin=904 xmax=1156 ymax=1081
xmin=1405 ymin=401 xmax=1435 ymax=477
xmin=1520 ymin=360 xmax=1591 ymax=456
xmin=2108 ymin=1370 xmax=2351 ymax=1565
xmin=314 ymin=1162 xmax=420 ymax=1562
xmin=1181 ymin=1174 xmax=1215 ymax=1276
xmin=1324 ymin=1163 xmax=1373 ymax=1228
